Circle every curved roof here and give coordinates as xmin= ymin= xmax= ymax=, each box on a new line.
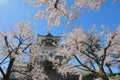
xmin=38 ymin=32 xmax=61 ymax=38
xmin=46 ymin=32 xmax=53 ymax=37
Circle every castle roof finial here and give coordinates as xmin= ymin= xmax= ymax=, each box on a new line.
xmin=46 ymin=32 xmax=53 ymax=37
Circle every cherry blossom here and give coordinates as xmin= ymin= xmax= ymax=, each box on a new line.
xmin=0 ymin=21 xmax=34 ymax=80
xmin=60 ymin=25 xmax=120 ymax=80
xmin=26 ymin=0 xmax=104 ymax=28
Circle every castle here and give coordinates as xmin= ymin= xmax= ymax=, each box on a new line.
xmin=10 ymin=33 xmax=79 ymax=80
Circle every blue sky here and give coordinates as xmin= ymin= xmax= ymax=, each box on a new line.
xmin=0 ymin=0 xmax=120 ymax=35
xmin=0 ymin=0 xmax=120 ymax=76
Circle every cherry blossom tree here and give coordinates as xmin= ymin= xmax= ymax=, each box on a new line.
xmin=60 ymin=25 xmax=120 ymax=80
xmin=0 ymin=22 xmax=80 ymax=80
xmin=1 ymin=0 xmax=119 ymax=79
xmin=29 ymin=40 xmax=80 ymax=80
xmin=25 ymin=0 xmax=104 ymax=28
xmin=0 ymin=22 xmax=34 ymax=80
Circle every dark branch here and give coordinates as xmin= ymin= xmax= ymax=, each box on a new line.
xmin=0 ymin=66 xmax=5 ymax=77
xmin=74 ymin=55 xmax=94 ymax=72
xmin=106 ymin=63 xmax=113 ymax=74
xmin=54 ymin=0 xmax=59 ymax=9
xmin=0 ymin=54 xmax=10 ymax=64
xmin=5 ymin=58 xmax=15 ymax=79
xmin=73 ymin=55 xmax=100 ymax=76
xmin=102 ymin=34 xmax=116 ymax=66
xmin=76 ymin=40 xmax=100 ymax=67
xmin=22 ymin=43 xmax=32 ymax=53
xmin=4 ymin=36 xmax=9 ymax=48
xmin=74 ymin=65 xmax=90 ymax=71
xmin=90 ymin=61 xmax=96 ymax=70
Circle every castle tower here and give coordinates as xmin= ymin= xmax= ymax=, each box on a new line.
xmin=34 ymin=33 xmax=79 ymax=80
xmin=37 ymin=32 xmax=61 ymax=56
xmin=10 ymin=33 xmax=79 ymax=80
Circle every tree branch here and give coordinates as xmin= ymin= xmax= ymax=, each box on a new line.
xmin=106 ymin=63 xmax=113 ymax=74
xmin=77 ymin=40 xmax=100 ymax=67
xmin=73 ymin=55 xmax=100 ymax=77
xmin=74 ymin=65 xmax=90 ymax=71
xmin=74 ymin=55 xmax=95 ymax=72
xmin=4 ymin=36 xmax=9 ymax=48
xmin=90 ymin=61 xmax=96 ymax=70
xmin=102 ymin=34 xmax=116 ymax=66
xmin=3 ymin=36 xmax=13 ymax=58
xmin=54 ymin=0 xmax=59 ymax=9
xmin=0 ymin=54 xmax=10 ymax=64
xmin=5 ymin=58 xmax=15 ymax=79
xmin=0 ymin=66 xmax=5 ymax=77
xmin=22 ymin=43 xmax=32 ymax=53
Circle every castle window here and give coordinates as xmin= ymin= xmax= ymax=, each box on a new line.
xmin=42 ymin=51 xmax=45 ymax=53
xmin=54 ymin=51 xmax=56 ymax=54
xmin=45 ymin=39 xmax=55 ymax=46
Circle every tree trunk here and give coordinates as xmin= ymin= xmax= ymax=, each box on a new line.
xmin=3 ymin=76 xmax=10 ymax=80
xmin=3 ymin=58 xmax=15 ymax=80
xmin=99 ymin=65 xmax=109 ymax=80
xmin=101 ymin=74 xmax=109 ymax=80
